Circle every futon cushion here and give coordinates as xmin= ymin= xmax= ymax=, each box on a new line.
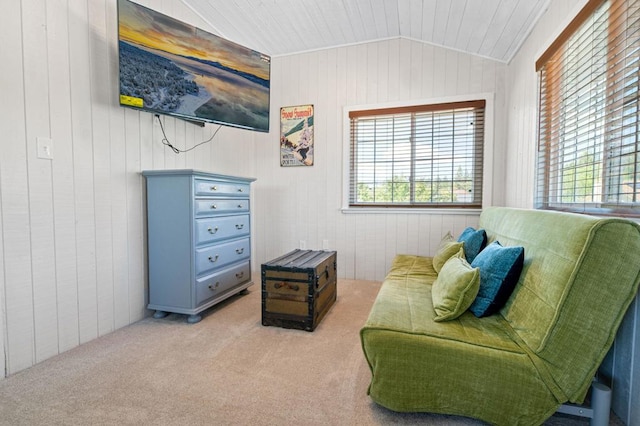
xmin=431 ymin=250 xmax=480 ymax=322
xmin=457 ymin=227 xmax=487 ymax=263
xmin=433 ymin=232 xmax=464 ymax=273
xmin=470 ymin=241 xmax=524 ymax=317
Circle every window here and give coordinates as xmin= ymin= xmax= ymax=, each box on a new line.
xmin=348 ymin=100 xmax=485 ymax=208
xmin=536 ymin=0 xmax=640 ymax=216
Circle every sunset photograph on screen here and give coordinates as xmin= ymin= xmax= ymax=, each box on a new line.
xmin=117 ymin=0 xmax=270 ymax=131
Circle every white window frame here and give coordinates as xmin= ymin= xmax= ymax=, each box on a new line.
xmin=342 ymin=94 xmax=494 ymax=214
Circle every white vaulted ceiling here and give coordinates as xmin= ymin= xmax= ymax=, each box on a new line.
xmin=181 ymin=0 xmax=551 ymax=62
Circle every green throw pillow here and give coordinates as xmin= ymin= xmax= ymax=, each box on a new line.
xmin=431 ymin=250 xmax=480 ymax=322
xmin=433 ymin=232 xmax=465 ymax=273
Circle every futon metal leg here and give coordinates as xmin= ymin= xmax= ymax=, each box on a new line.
xmin=590 ymin=381 xmax=611 ymax=426
xmin=556 ymin=380 xmax=611 ymax=426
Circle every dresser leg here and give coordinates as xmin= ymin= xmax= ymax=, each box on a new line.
xmin=187 ymin=314 xmax=202 ymax=324
xmin=153 ymin=310 xmax=168 ymax=319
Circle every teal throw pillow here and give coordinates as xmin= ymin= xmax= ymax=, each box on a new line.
xmin=469 ymin=241 xmax=524 ymax=317
xmin=457 ymin=227 xmax=487 ymax=263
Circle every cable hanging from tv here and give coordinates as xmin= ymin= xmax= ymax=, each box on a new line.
xmin=156 ymin=114 xmax=222 ymax=154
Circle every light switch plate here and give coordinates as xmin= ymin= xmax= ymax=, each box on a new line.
xmin=37 ymin=137 xmax=53 ymax=160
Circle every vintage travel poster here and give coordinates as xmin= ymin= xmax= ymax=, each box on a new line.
xmin=280 ymin=105 xmax=314 ymax=166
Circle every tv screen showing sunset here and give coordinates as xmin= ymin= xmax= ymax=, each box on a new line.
xmin=117 ymin=0 xmax=270 ymax=132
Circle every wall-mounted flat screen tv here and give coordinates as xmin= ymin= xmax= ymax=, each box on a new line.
xmin=117 ymin=0 xmax=270 ymax=132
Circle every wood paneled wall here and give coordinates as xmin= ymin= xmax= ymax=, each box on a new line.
xmin=255 ymin=39 xmax=507 ymax=282
xmin=0 ymin=0 xmax=257 ymax=377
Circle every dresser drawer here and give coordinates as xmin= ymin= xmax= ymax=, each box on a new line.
xmin=195 ymin=215 xmax=250 ymax=246
xmin=195 ymin=199 xmax=249 ymax=216
xmin=195 ymin=238 xmax=251 ymax=275
xmin=196 ymin=261 xmax=251 ymax=306
xmin=195 ymin=179 xmax=250 ymax=197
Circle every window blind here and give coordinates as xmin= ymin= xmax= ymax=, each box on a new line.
xmin=349 ymin=100 xmax=485 ymax=208
xmin=536 ymin=0 xmax=640 ymax=215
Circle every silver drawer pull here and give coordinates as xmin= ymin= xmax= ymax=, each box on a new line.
xmin=211 ymin=204 xmax=217 ymax=209
xmin=235 ymin=224 xmax=244 ymax=230
xmin=208 ymin=282 xmax=220 ymax=290
xmin=210 ymin=186 xmax=217 ymax=191
xmin=237 ymin=188 xmax=244 ymax=193
xmin=208 ymin=255 xmax=219 ymax=262
xmin=237 ymin=204 xmax=243 ymax=208
xmin=208 ymin=226 xmax=218 ymax=234
xmin=235 ymin=272 xmax=244 ymax=279
xmin=236 ymin=248 xmax=244 ymax=254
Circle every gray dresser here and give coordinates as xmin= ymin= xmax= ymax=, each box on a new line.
xmin=142 ymin=169 xmax=256 ymax=323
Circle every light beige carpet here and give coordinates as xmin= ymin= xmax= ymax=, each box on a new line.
xmin=0 ymin=279 xmax=620 ymax=425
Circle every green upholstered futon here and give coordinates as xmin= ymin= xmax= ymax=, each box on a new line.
xmin=360 ymin=207 xmax=640 ymax=425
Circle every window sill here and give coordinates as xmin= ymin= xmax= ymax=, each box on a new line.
xmin=341 ymin=207 xmax=482 ymax=215
xmin=539 ymin=206 xmax=640 ymax=219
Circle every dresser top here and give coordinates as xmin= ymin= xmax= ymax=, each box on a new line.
xmin=142 ymin=169 xmax=256 ymax=183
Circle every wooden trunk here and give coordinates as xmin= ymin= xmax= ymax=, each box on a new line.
xmin=261 ymin=249 xmax=337 ymax=331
